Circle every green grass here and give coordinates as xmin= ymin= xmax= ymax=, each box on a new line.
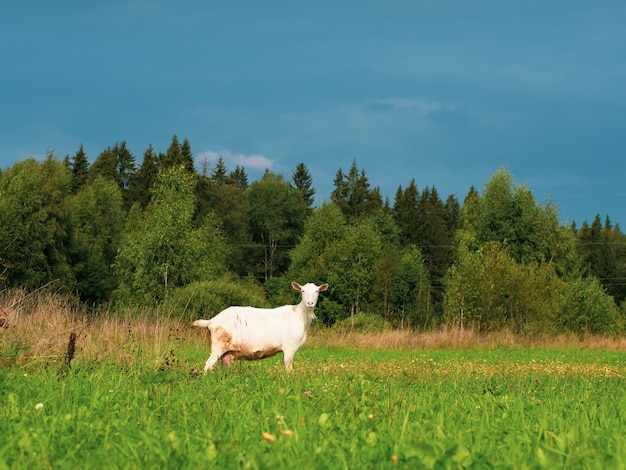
xmin=1 ymin=347 xmax=625 ymax=469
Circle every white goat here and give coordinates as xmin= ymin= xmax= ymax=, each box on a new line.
xmin=192 ymin=282 xmax=329 ymax=372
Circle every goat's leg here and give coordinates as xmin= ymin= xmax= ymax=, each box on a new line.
xmin=283 ymin=351 xmax=295 ymax=373
xmin=204 ymin=349 xmax=222 ymax=372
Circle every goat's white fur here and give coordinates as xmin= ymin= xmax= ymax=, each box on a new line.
xmin=192 ymin=281 xmax=328 ymax=372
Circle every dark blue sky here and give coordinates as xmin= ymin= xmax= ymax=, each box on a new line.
xmin=2 ymin=1 xmax=625 ymax=226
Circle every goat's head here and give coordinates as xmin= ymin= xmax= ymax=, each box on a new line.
xmin=291 ymin=282 xmax=329 ymax=310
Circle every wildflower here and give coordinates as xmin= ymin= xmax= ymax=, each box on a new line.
xmin=281 ymin=429 xmax=294 ymax=437
xmin=262 ymin=432 xmax=276 ymax=442
xmin=368 ymin=413 xmax=374 ymax=420
xmin=35 ymin=403 xmax=44 ymax=411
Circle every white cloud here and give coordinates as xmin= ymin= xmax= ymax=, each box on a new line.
xmin=196 ymin=149 xmax=275 ymax=172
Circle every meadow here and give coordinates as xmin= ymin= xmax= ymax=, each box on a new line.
xmin=1 ymin=292 xmax=625 ymax=469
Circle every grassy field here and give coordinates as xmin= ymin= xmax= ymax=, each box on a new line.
xmin=1 ymin=292 xmax=626 ymax=468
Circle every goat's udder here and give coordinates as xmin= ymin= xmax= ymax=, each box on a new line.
xmin=221 ymin=353 xmax=234 ymax=366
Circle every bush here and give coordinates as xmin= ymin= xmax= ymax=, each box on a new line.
xmin=162 ymin=277 xmax=269 ymax=322
xmin=557 ymin=277 xmax=623 ymax=335
xmin=332 ymin=312 xmax=391 ymax=334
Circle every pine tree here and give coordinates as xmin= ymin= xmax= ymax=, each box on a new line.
xmin=292 ymin=163 xmax=316 ymax=211
xmin=331 ymin=160 xmax=382 ymax=220
xmin=228 ymin=165 xmax=249 ymax=191
xmin=459 ymin=186 xmax=481 ymax=231
xmin=444 ymin=194 xmax=460 ymax=233
xmin=180 ymin=138 xmax=196 ymax=173
xmin=89 ymin=141 xmax=137 ymax=196
xmin=211 ymin=157 xmax=228 ymax=186
xmin=70 ymin=144 xmax=90 ymax=192
xmin=128 ymin=145 xmax=160 ymax=209
xmin=416 ymin=186 xmax=454 ymax=312
xmin=392 ymin=179 xmax=419 ymax=246
xmin=114 ymin=141 xmax=137 ymax=191
xmin=162 ymin=135 xmax=195 ymax=173
xmin=90 ymin=146 xmax=118 ymax=182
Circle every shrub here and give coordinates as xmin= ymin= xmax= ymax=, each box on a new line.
xmin=557 ymin=277 xmax=623 ymax=335
xmin=332 ymin=312 xmax=392 ymax=334
xmin=162 ymin=277 xmax=269 ymax=322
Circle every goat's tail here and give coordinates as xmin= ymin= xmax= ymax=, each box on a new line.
xmin=192 ymin=319 xmax=211 ymax=328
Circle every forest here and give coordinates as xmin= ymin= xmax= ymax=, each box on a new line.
xmin=1 ymin=135 xmax=625 ymax=335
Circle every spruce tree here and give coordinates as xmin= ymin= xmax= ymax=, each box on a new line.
xmin=392 ymin=179 xmax=419 ymax=246
xmin=211 ymin=156 xmax=228 ymax=186
xmin=128 ymin=145 xmax=160 ymax=209
xmin=90 ymin=146 xmax=118 ymax=182
xmin=180 ymin=138 xmax=196 ymax=173
xmin=162 ymin=135 xmax=195 ymax=173
xmin=70 ymin=144 xmax=90 ymax=192
xmin=331 ymin=160 xmax=382 ymax=220
xmin=292 ymin=163 xmax=316 ymax=211
xmin=228 ymin=165 xmax=249 ymax=191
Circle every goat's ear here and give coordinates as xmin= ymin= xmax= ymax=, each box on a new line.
xmin=291 ymin=282 xmax=303 ymax=291
xmin=318 ymin=283 xmax=329 ymax=292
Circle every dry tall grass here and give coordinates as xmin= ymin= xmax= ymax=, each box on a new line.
xmin=308 ymin=325 xmax=626 ymax=351
xmin=0 ymin=289 xmax=205 ymax=370
xmin=1 ymin=289 xmax=625 ymax=370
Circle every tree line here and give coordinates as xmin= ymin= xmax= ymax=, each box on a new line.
xmin=1 ymin=135 xmax=625 ymax=334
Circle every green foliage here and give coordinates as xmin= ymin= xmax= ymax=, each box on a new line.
xmin=161 ymin=135 xmax=195 ymax=174
xmin=114 ymin=167 xmax=229 ymax=305
xmin=162 ymin=276 xmax=269 ymax=321
xmin=127 ymin=145 xmax=160 ymax=209
xmin=331 ymin=160 xmax=383 ymax=220
xmin=288 ymin=203 xmax=386 ymax=324
xmin=0 ymin=157 xmax=73 ymax=290
xmin=390 ymin=246 xmax=432 ymax=329
xmin=2 ymin=145 xmax=626 ymax=336
xmin=69 ymin=144 xmax=90 ymax=192
xmin=393 ymin=179 xmax=420 ymax=245
xmin=324 ymin=216 xmax=383 ymax=316
xmin=210 ymin=156 xmax=228 ymax=185
xmin=196 ymin=160 xmax=250 ymax=276
xmin=67 ymin=177 xmax=125 ymax=302
xmin=331 ymin=311 xmax=392 ymax=333
xmin=228 ymin=165 xmax=249 ymax=191
xmin=577 ymin=215 xmax=626 ymax=304
xmin=467 ymin=168 xmax=569 ymax=267
xmin=459 ymin=185 xmax=481 ymax=232
xmin=443 ymin=234 xmax=564 ymax=333
xmin=368 ymin=212 xmax=401 ymax=319
xmin=246 ymin=171 xmax=307 ymax=281
xmin=393 ymin=182 xmax=456 ymax=312
xmin=90 ymin=141 xmax=137 ymax=191
xmin=557 ymin=277 xmax=623 ymax=334
xmin=292 ymin=162 xmax=316 ymax=211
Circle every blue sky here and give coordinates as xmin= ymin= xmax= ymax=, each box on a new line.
xmin=2 ymin=1 xmax=625 ymax=226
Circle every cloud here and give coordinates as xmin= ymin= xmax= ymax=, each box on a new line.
xmin=196 ymin=149 xmax=275 ymax=172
